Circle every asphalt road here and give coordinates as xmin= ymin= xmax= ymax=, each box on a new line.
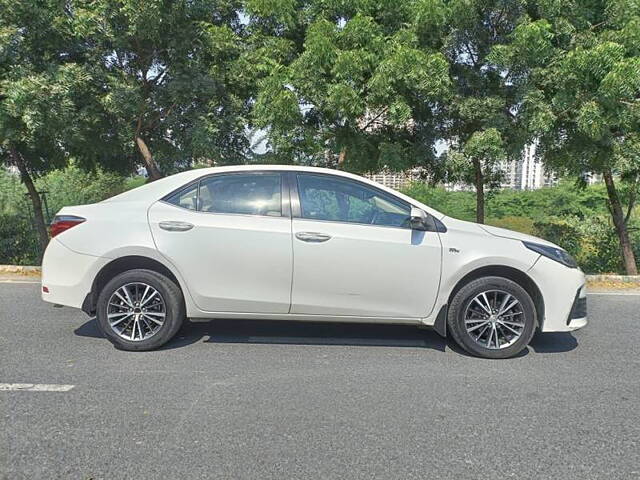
xmin=1 ymin=282 xmax=639 ymax=480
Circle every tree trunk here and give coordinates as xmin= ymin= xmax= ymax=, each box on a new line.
xmin=603 ymin=168 xmax=638 ymax=275
xmin=473 ymin=158 xmax=485 ymax=224
xmin=337 ymin=147 xmax=346 ymax=170
xmin=135 ymin=135 xmax=162 ymax=181
xmin=10 ymin=147 xmax=49 ymax=262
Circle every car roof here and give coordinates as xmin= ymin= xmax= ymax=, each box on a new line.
xmin=103 ymin=164 xmax=444 ymax=218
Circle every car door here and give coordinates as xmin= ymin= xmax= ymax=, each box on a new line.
xmin=148 ymin=171 xmax=292 ymax=314
xmin=290 ymin=172 xmax=442 ymax=319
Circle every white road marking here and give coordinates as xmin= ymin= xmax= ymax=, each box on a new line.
xmin=0 ymin=383 xmax=74 ymax=392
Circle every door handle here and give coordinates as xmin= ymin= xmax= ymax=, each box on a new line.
xmin=295 ymin=232 xmax=332 ymax=243
xmin=159 ymin=221 xmax=194 ymax=232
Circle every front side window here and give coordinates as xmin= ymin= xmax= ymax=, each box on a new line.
xmin=296 ymin=174 xmax=411 ymax=228
xmin=166 ymin=173 xmax=282 ymax=217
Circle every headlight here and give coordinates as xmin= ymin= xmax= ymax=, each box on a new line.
xmin=523 ymin=241 xmax=578 ymax=268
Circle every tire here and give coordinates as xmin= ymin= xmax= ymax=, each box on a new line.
xmin=447 ymin=276 xmax=536 ymax=359
xmin=96 ymin=269 xmax=185 ymax=351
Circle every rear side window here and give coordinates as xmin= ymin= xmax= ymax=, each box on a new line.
xmin=165 ymin=173 xmax=282 ymax=217
xmin=165 ymin=183 xmax=198 ymax=211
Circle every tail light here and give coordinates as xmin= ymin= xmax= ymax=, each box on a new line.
xmin=50 ymin=215 xmax=86 ymax=238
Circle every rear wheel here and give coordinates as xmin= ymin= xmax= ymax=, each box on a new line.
xmin=447 ymin=276 xmax=536 ymax=359
xmin=96 ymin=269 xmax=184 ymax=351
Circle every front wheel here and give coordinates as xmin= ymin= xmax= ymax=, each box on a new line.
xmin=96 ymin=269 xmax=185 ymax=351
xmin=447 ymin=276 xmax=537 ymax=359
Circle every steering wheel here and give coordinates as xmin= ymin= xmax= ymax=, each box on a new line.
xmin=369 ymin=209 xmax=380 ymax=225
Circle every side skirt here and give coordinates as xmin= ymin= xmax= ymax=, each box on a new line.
xmin=188 ymin=311 xmax=422 ymax=325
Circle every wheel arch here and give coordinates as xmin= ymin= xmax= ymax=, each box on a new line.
xmin=447 ymin=265 xmax=545 ymax=329
xmin=82 ymin=255 xmax=184 ymax=316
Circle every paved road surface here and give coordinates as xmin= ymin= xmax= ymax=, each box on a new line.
xmin=1 ymin=282 xmax=639 ymax=479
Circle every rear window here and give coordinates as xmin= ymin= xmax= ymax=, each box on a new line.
xmin=165 ymin=173 xmax=282 ymax=217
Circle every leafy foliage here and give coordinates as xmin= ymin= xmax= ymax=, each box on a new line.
xmin=0 ymin=213 xmax=39 ymax=266
xmin=0 ymin=166 xmax=132 ymax=265
xmin=492 ymin=0 xmax=640 ymax=272
xmin=74 ymin=0 xmax=251 ymax=175
xmin=250 ymin=2 xmax=450 ymax=171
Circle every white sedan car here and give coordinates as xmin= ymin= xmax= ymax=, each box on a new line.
xmin=41 ymin=165 xmax=587 ymax=358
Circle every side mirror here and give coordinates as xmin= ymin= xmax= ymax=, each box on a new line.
xmin=409 ymin=207 xmax=430 ymax=231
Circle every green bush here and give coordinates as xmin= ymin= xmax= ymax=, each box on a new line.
xmin=403 ymin=181 xmax=613 ymax=223
xmin=0 ymin=165 xmax=141 ymax=265
xmin=403 ymin=182 xmax=639 ymax=274
xmin=402 ymin=183 xmax=476 ymax=221
xmin=486 ymin=216 xmax=536 ymax=236
xmin=0 ymin=213 xmax=39 ymax=265
xmin=486 ymin=183 xmax=609 ymax=220
xmin=532 ymin=215 xmax=633 ymax=274
xmin=0 ymin=169 xmax=25 ymax=216
xmin=533 ymin=217 xmax=582 ymax=254
xmin=36 ymin=164 xmax=130 ymax=217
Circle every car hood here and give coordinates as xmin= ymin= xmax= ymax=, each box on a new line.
xmin=478 ymin=224 xmax=559 ymax=247
xmin=442 ymin=216 xmax=560 ymax=249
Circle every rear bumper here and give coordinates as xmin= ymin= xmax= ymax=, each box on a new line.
xmin=528 ymin=256 xmax=587 ymax=332
xmin=41 ymin=239 xmax=109 ymax=309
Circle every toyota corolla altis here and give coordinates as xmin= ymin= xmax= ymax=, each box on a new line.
xmin=41 ymin=165 xmax=587 ymax=358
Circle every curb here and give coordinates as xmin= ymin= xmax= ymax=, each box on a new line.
xmin=585 ymin=274 xmax=640 ymax=283
xmin=0 ymin=265 xmax=41 ymax=275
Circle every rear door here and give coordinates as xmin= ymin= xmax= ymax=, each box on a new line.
xmin=148 ymin=172 xmax=292 ymax=314
xmin=289 ymin=172 xmax=442 ymax=319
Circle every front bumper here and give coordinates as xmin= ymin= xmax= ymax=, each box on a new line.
xmin=527 ymin=255 xmax=588 ymax=332
xmin=565 ymin=285 xmax=588 ymax=330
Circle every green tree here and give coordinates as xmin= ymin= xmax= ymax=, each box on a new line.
xmin=74 ymin=0 xmax=251 ymax=180
xmin=249 ymin=0 xmax=450 ymax=173
xmin=437 ymin=0 xmax=531 ymax=224
xmin=493 ymin=0 xmax=640 ymax=274
xmin=0 ymin=1 xmax=105 ymax=257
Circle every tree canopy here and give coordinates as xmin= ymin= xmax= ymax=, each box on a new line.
xmin=0 ymin=0 xmax=112 ymax=255
xmin=249 ymin=0 xmax=450 ymax=172
xmin=493 ymin=0 xmax=640 ymax=273
xmin=74 ymin=0 xmax=252 ymax=178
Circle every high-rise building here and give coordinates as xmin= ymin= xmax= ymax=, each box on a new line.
xmin=364 ymin=142 xmax=603 ymax=192
xmin=499 ymin=143 xmax=557 ymax=190
xmin=364 ymin=169 xmax=423 ymax=190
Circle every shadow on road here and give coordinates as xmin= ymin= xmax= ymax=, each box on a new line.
xmin=529 ymin=331 xmax=579 ymax=353
xmin=74 ymin=317 xmax=101 ymax=337
xmin=74 ymin=318 xmax=578 ymax=355
xmin=162 ymin=319 xmax=448 ymax=351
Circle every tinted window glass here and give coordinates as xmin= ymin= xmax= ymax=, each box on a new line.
xmin=296 ymin=174 xmax=411 ymax=228
xmin=165 ymin=183 xmax=198 ymax=211
xmin=198 ymin=174 xmax=282 ymax=216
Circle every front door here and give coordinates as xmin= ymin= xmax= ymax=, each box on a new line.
xmin=290 ymin=172 xmax=442 ymax=318
xmin=148 ymin=172 xmax=292 ymax=314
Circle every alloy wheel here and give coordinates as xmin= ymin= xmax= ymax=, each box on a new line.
xmin=464 ymin=289 xmax=525 ymax=350
xmin=106 ymin=282 xmax=166 ymax=341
